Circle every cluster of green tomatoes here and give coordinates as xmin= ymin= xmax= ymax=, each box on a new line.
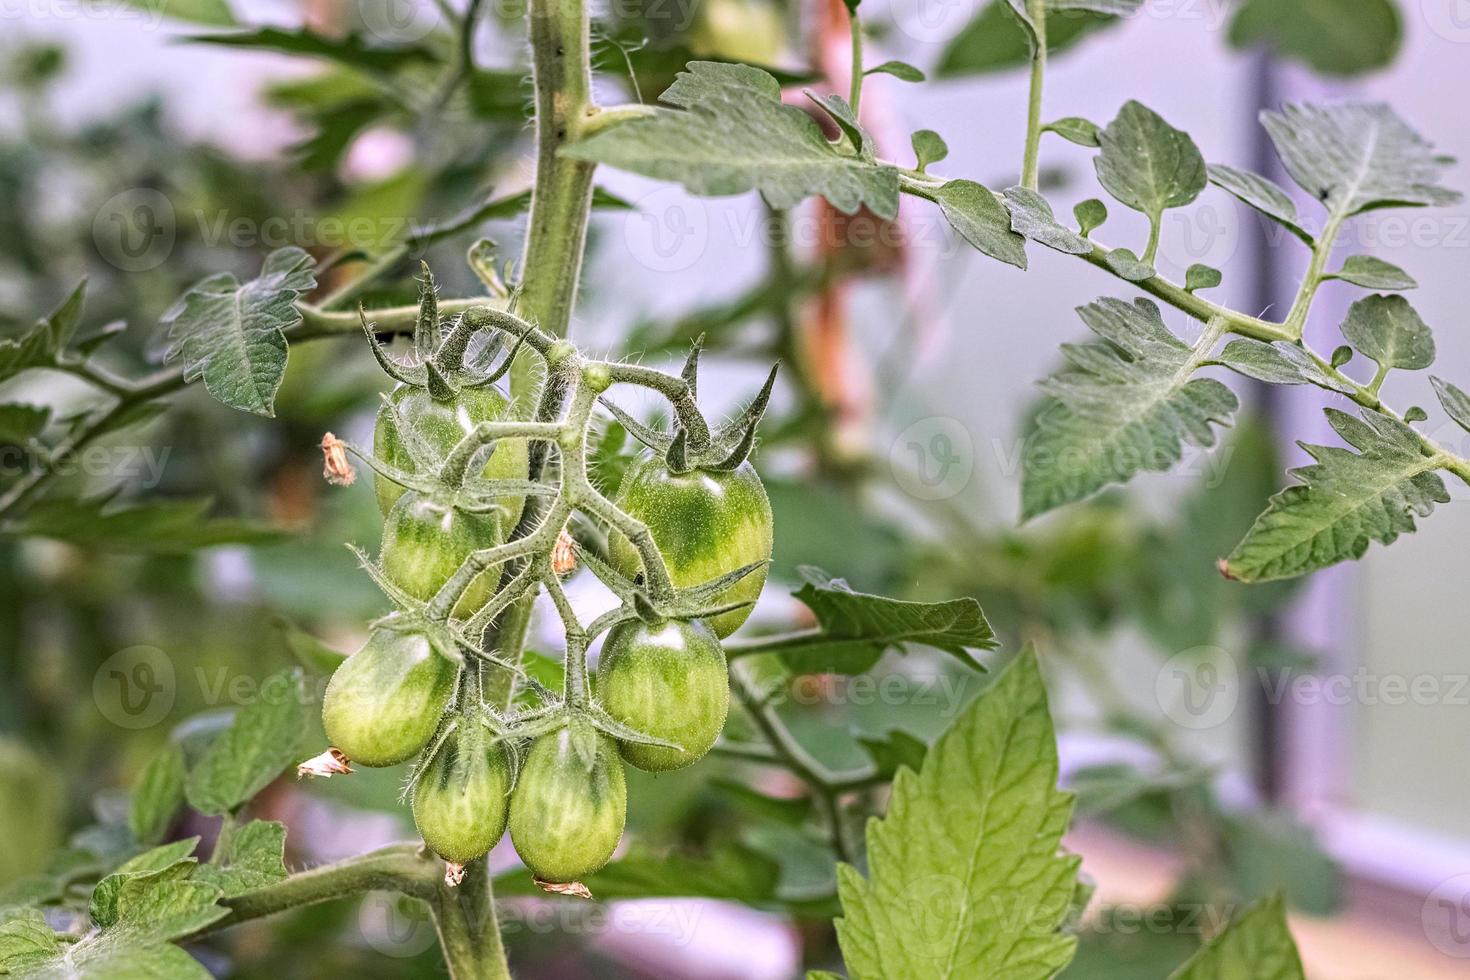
xmin=309 ymin=274 xmax=775 ymax=886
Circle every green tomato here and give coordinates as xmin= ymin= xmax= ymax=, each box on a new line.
xmin=412 ymin=721 xmax=512 ymax=864
xmin=374 ymin=384 xmax=530 ymax=524
xmin=380 ymin=491 xmax=500 ymax=619
xmin=508 ymin=727 xmax=626 ymax=883
xmin=609 ymin=456 xmax=773 ymax=638
xmin=322 ymin=627 xmax=456 ymax=767
xmin=598 ymin=618 xmax=728 ymax=772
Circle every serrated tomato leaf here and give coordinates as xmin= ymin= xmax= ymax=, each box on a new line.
xmin=833 ymin=651 xmax=1079 ymax=979
xmin=565 ymin=62 xmax=900 ymax=218
xmin=162 ymin=246 xmax=316 ymax=417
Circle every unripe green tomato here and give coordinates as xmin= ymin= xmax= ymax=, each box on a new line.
xmin=380 ymin=492 xmax=501 ymax=619
xmin=322 ymin=627 xmax=456 ymax=767
xmin=609 ymin=456 xmax=773 ymax=638
xmin=509 ymin=728 xmax=626 ymax=883
xmin=373 ymin=385 xmax=530 ymax=524
xmin=412 ymin=722 xmax=512 ymax=864
xmin=598 ymin=618 xmax=728 ymax=772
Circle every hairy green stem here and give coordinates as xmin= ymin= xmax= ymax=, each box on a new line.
xmin=517 ymin=0 xmax=596 ymax=343
xmin=1281 ymin=211 xmax=1347 ymax=340
xmin=1021 ymin=0 xmax=1048 ymax=191
xmin=430 ymin=859 xmax=512 ymax=980
xmin=848 ymin=7 xmax=864 ymax=116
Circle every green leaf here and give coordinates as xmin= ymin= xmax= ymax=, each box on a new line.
xmin=195 ymin=821 xmax=288 ymax=898
xmin=856 ymin=729 xmax=929 ymax=780
xmin=4 ymin=494 xmax=282 ymax=553
xmin=1215 ymin=339 xmax=1353 ymax=394
xmin=1043 ymin=116 xmax=1100 ymax=147
xmin=1069 ymin=763 xmax=1210 ymax=817
xmin=1223 ymin=408 xmax=1449 ymax=582
xmin=0 ymin=404 xmax=49 ymax=444
xmin=162 ymin=246 xmax=317 ymax=417
xmin=1339 ymin=294 xmax=1435 ymax=371
xmin=1168 ymin=894 xmax=1304 ymax=980
xmin=495 ymin=842 xmax=781 ymax=905
xmin=185 ymin=669 xmax=306 ymax=816
xmin=0 ymin=283 xmax=87 ymax=383
xmin=189 ymin=27 xmax=438 ymax=74
xmin=1074 ymin=199 xmax=1108 ymax=236
xmin=1022 ymin=298 xmax=1239 ymax=519
xmin=770 ymin=567 xmax=997 ymax=673
xmin=129 ymin=743 xmax=187 ymax=845
xmin=90 ymin=838 xmax=201 ymax=928
xmin=938 ymin=3 xmax=1120 ymax=78
xmin=1262 ymin=102 xmax=1461 ymax=226
xmin=120 ymin=0 xmax=234 ymax=25
xmin=911 ymin=130 xmax=948 ymax=172
xmin=1325 ymin=255 xmax=1416 ymax=290
xmin=1331 ymin=345 xmax=1354 ymax=368
xmin=1228 ymin=0 xmax=1400 ymax=79
xmin=1432 ymin=376 xmax=1470 ymax=433
xmin=1003 ymin=187 xmax=1092 ymax=255
xmin=273 ymin=617 xmax=347 ymax=675
xmin=565 ymin=62 xmax=900 ymax=218
xmin=0 ymin=907 xmax=60 ymax=972
xmin=833 ymin=651 xmax=1079 ymax=979
xmin=1102 ymin=248 xmax=1154 ymax=282
xmin=929 ymin=180 xmax=1028 ymax=269
xmin=864 ymin=60 xmax=924 ymax=82
xmin=1095 ymin=101 xmax=1207 ymax=239
xmin=1185 ymin=264 xmax=1222 ymax=292
xmin=1223 ymin=811 xmax=1342 ymax=916
xmin=1206 ymin=165 xmax=1315 ymax=246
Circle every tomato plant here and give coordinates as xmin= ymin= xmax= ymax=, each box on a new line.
xmin=0 ymin=0 xmax=1455 ymax=977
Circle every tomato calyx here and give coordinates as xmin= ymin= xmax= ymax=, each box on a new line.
xmin=360 ymin=264 xmax=521 ymax=399
xmin=599 ymin=335 xmax=780 ymax=474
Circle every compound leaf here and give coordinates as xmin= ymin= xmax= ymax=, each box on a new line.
xmin=833 ymin=651 xmax=1079 ymax=979
xmin=185 ymin=669 xmax=306 ymax=816
xmin=1022 ymin=298 xmax=1237 ymax=519
xmin=1223 ymin=409 xmax=1449 ymax=582
xmin=1169 ymin=894 xmax=1304 ymax=980
xmin=1262 ymin=102 xmax=1461 ymax=225
xmin=565 ymin=62 xmax=900 ymax=218
xmin=162 ymin=246 xmax=316 ymax=417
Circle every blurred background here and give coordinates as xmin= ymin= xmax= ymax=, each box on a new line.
xmin=2 ymin=0 xmax=1469 ymax=976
